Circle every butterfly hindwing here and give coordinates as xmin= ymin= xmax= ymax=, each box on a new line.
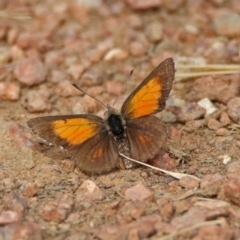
xmin=121 ymin=58 xmax=175 ymax=119
xmin=125 ymin=115 xmax=167 ymax=161
xmin=27 ymin=115 xmax=119 ymax=173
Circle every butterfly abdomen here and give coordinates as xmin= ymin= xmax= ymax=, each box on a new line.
xmin=107 ymin=114 xmax=124 ymax=137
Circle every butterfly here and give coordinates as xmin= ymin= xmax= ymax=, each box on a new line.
xmin=28 ymin=58 xmax=175 ymax=173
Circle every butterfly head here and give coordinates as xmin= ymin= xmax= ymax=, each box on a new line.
xmin=104 ymin=104 xmax=125 ymax=138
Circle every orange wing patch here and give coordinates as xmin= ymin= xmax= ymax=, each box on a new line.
xmin=52 ymin=118 xmax=100 ymax=145
xmin=125 ymin=77 xmax=162 ymax=119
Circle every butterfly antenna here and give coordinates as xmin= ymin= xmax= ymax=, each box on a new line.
xmin=112 ymin=69 xmax=134 ymax=108
xmin=72 ymin=84 xmax=107 ymax=109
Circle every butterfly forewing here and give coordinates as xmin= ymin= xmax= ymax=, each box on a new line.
xmin=27 ymin=115 xmax=119 ymax=173
xmin=121 ymin=58 xmax=175 ymax=119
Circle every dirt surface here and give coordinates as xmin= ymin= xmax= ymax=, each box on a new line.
xmin=1 ymin=0 xmax=240 ymax=239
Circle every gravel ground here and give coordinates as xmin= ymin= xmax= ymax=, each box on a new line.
xmin=1 ymin=0 xmax=240 ymax=239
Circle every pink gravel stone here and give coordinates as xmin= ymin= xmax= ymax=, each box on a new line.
xmin=14 ymin=57 xmax=47 ymax=86
xmin=177 ymin=102 xmax=206 ymax=122
xmin=27 ymin=90 xmax=51 ymax=112
xmin=20 ymin=182 xmax=38 ymax=198
xmin=55 ymin=80 xmax=80 ymax=97
xmin=0 ymin=82 xmax=20 ymax=101
xmin=129 ymin=41 xmax=147 ymax=57
xmin=40 ymin=194 xmax=73 ymax=223
xmin=125 ymin=0 xmax=161 ymax=10
xmin=179 ymin=176 xmax=200 ymax=189
xmin=124 ymin=184 xmax=153 ymax=202
xmin=0 ymin=211 xmax=20 ymax=225
xmin=75 ymin=180 xmax=105 ymax=202
xmin=189 ymin=75 xmax=240 ymax=104
xmin=224 ymin=176 xmax=240 ymax=206
xmin=227 ymin=97 xmax=240 ymax=124
xmin=219 ymin=112 xmax=231 ymax=126
xmin=106 ymin=80 xmax=124 ymax=95
xmin=207 ymin=118 xmax=221 ymax=130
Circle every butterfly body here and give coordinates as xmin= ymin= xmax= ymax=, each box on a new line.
xmin=28 ymin=58 xmax=175 ymax=173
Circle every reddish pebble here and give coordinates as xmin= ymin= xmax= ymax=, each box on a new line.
xmin=20 ymin=182 xmax=38 ymax=198
xmin=200 ymin=173 xmax=224 ymax=196
xmin=157 ymin=198 xmax=174 ymax=220
xmin=106 ymin=80 xmax=124 ymax=95
xmin=173 ymin=200 xmax=191 ymax=214
xmin=189 ymin=75 xmax=240 ymax=104
xmin=0 ymin=82 xmax=20 ymax=101
xmin=7 ymin=222 xmax=42 ymax=240
xmin=129 ymin=41 xmax=147 ymax=57
xmin=162 ymin=0 xmax=185 ymax=11
xmin=14 ymin=57 xmax=46 ymax=86
xmin=40 ymin=194 xmax=73 ymax=223
xmin=207 ymin=118 xmax=221 ymax=130
xmin=227 ymin=97 xmax=240 ymax=123
xmin=55 ymin=80 xmax=80 ymax=97
xmin=67 ymin=63 xmax=85 ymax=80
xmin=125 ymin=0 xmax=161 ymax=10
xmin=3 ymin=193 xmax=28 ymax=217
xmin=124 ymin=184 xmax=153 ymax=202
xmin=0 ymin=211 xmax=20 ymax=225
xmin=177 ymin=103 xmax=206 ymax=122
xmin=27 ymin=90 xmax=51 ymax=112
xmin=149 ymin=151 xmax=176 ymax=171
xmin=75 ymin=180 xmax=105 ymax=202
xmin=220 ymin=112 xmax=231 ymax=126
xmin=224 ymin=176 xmax=240 ymax=206
xmin=196 ymin=224 xmax=233 ymax=240
xmin=10 ymin=45 xmax=25 ymax=60
xmin=216 ymin=128 xmax=230 ymax=136
xmin=179 ymin=176 xmax=200 ymax=189
xmin=185 ymin=119 xmax=206 ymax=131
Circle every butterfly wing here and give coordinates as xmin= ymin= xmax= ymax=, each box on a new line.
xmin=121 ymin=58 xmax=175 ymax=119
xmin=121 ymin=58 xmax=175 ymax=161
xmin=124 ymin=115 xmax=167 ymax=161
xmin=27 ymin=115 xmax=118 ymax=173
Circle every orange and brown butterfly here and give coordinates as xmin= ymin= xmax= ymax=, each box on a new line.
xmin=27 ymin=58 xmax=175 ymax=173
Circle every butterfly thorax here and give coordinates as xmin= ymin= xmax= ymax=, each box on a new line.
xmin=104 ymin=106 xmax=125 ymax=138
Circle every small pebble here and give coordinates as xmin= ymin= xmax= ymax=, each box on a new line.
xmin=207 ymin=118 xmax=221 ymax=131
xmin=224 ymin=176 xmax=240 ymax=206
xmin=106 ymin=80 xmax=124 ymax=95
xmin=129 ymin=41 xmax=147 ymax=57
xmin=215 ymin=128 xmax=230 ymax=136
xmin=20 ymin=182 xmax=38 ymax=198
xmin=0 ymin=82 xmax=20 ymax=101
xmin=177 ymin=102 xmax=206 ymax=122
xmin=27 ymin=90 xmax=51 ymax=113
xmin=214 ymin=12 xmax=240 ymax=37
xmin=198 ymin=98 xmax=217 ymax=116
xmin=179 ymin=176 xmax=200 ymax=189
xmin=124 ymin=183 xmax=153 ymax=202
xmin=227 ymin=97 xmax=240 ymax=123
xmin=125 ymin=0 xmax=161 ymax=10
xmin=219 ymin=112 xmax=231 ymax=126
xmin=0 ymin=211 xmax=20 ymax=225
xmin=14 ymin=57 xmax=46 ymax=86
xmin=104 ymin=48 xmax=128 ymax=61
xmin=145 ymin=21 xmax=163 ymax=43
xmin=75 ymin=180 xmax=105 ymax=202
